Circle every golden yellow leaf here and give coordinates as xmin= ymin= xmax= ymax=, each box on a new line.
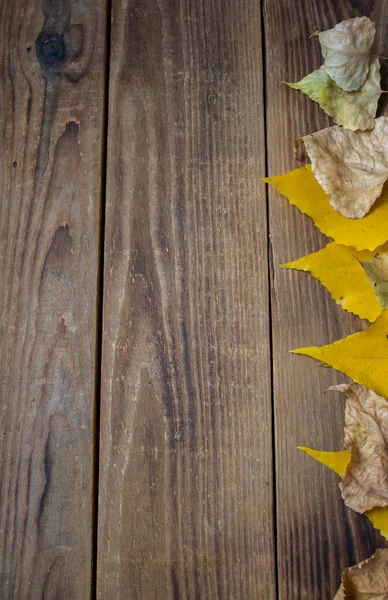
xmin=264 ymin=166 xmax=388 ymax=251
xmin=316 ymin=17 xmax=376 ymax=91
xmin=282 ymin=242 xmax=382 ymax=322
xmin=352 ymin=244 xmax=388 ymax=262
xmin=293 ymin=310 xmax=388 ymax=399
xmin=334 ymin=549 xmax=388 ymax=599
xmin=299 ymin=446 xmax=388 ymax=541
xmin=365 ymin=506 xmax=388 ymax=543
xmin=298 ymin=446 xmax=350 ymax=476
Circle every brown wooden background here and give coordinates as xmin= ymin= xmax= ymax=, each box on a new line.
xmin=1 ymin=0 xmax=387 ymax=598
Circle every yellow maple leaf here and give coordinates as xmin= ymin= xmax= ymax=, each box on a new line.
xmin=298 ymin=446 xmax=350 ymax=476
xmin=282 ymin=242 xmax=382 ymax=322
xmin=365 ymin=506 xmax=388 ymax=543
xmin=293 ymin=310 xmax=388 ymax=399
xmin=264 ymin=165 xmax=388 ymax=251
xmin=298 ymin=446 xmax=388 ymax=540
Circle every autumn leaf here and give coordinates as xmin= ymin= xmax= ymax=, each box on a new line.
xmin=282 ymin=242 xmax=382 ymax=322
xmin=298 ymin=447 xmax=388 ymax=541
xmin=301 ymin=117 xmax=388 ymax=219
xmin=293 ymin=310 xmax=388 ymax=399
xmin=264 ymin=166 xmax=388 ymax=251
xmin=316 ymin=16 xmax=376 ymax=92
xmin=334 ymin=549 xmax=388 ymax=599
xmin=330 ymin=384 xmax=388 ymax=513
xmin=365 ymin=506 xmax=388 ymax=543
xmin=361 ymin=253 xmax=388 ymax=309
xmin=284 ymin=58 xmax=380 ymax=131
xmin=298 ymin=446 xmax=351 ymax=476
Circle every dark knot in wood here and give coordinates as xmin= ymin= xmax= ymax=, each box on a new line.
xmin=36 ymin=32 xmax=66 ymax=69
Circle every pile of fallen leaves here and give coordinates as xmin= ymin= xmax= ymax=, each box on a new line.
xmin=265 ymin=17 xmax=388 ymax=597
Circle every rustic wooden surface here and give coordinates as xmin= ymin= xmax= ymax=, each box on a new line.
xmin=1 ymin=0 xmax=387 ymax=598
xmin=264 ymin=1 xmax=388 ymax=598
xmin=0 ymin=0 xmax=106 ymax=597
xmin=97 ymin=0 xmax=276 ymax=598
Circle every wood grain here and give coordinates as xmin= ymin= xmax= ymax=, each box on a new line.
xmin=0 ymin=0 xmax=106 ymax=597
xmin=263 ymin=1 xmax=388 ymax=598
xmin=98 ymin=0 xmax=275 ymax=598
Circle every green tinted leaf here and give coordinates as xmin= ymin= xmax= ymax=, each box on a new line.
xmin=285 ymin=59 xmax=380 ymax=131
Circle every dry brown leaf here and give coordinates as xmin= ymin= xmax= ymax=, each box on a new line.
xmin=301 ymin=117 xmax=388 ymax=218
xmin=334 ymin=549 xmax=388 ymax=599
xmin=330 ymin=383 xmax=388 ymax=514
xmin=317 ymin=17 xmax=376 ymax=91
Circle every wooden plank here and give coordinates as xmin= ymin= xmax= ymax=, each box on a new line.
xmin=0 ymin=0 xmax=106 ymax=597
xmin=263 ymin=2 xmax=388 ymax=598
xmin=98 ymin=0 xmax=275 ymax=598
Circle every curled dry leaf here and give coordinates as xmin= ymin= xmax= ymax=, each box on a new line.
xmin=282 ymin=242 xmax=383 ymax=322
xmin=264 ymin=166 xmax=388 ymax=251
xmin=330 ymin=383 xmax=388 ymax=513
xmin=298 ymin=447 xmax=388 ymax=541
xmin=301 ymin=117 xmax=388 ymax=218
xmin=334 ymin=549 xmax=388 ymax=599
xmin=285 ymin=58 xmax=380 ymax=131
xmin=293 ymin=309 xmax=388 ymax=399
xmin=361 ymin=253 xmax=388 ymax=309
xmin=316 ymin=16 xmax=376 ymax=92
